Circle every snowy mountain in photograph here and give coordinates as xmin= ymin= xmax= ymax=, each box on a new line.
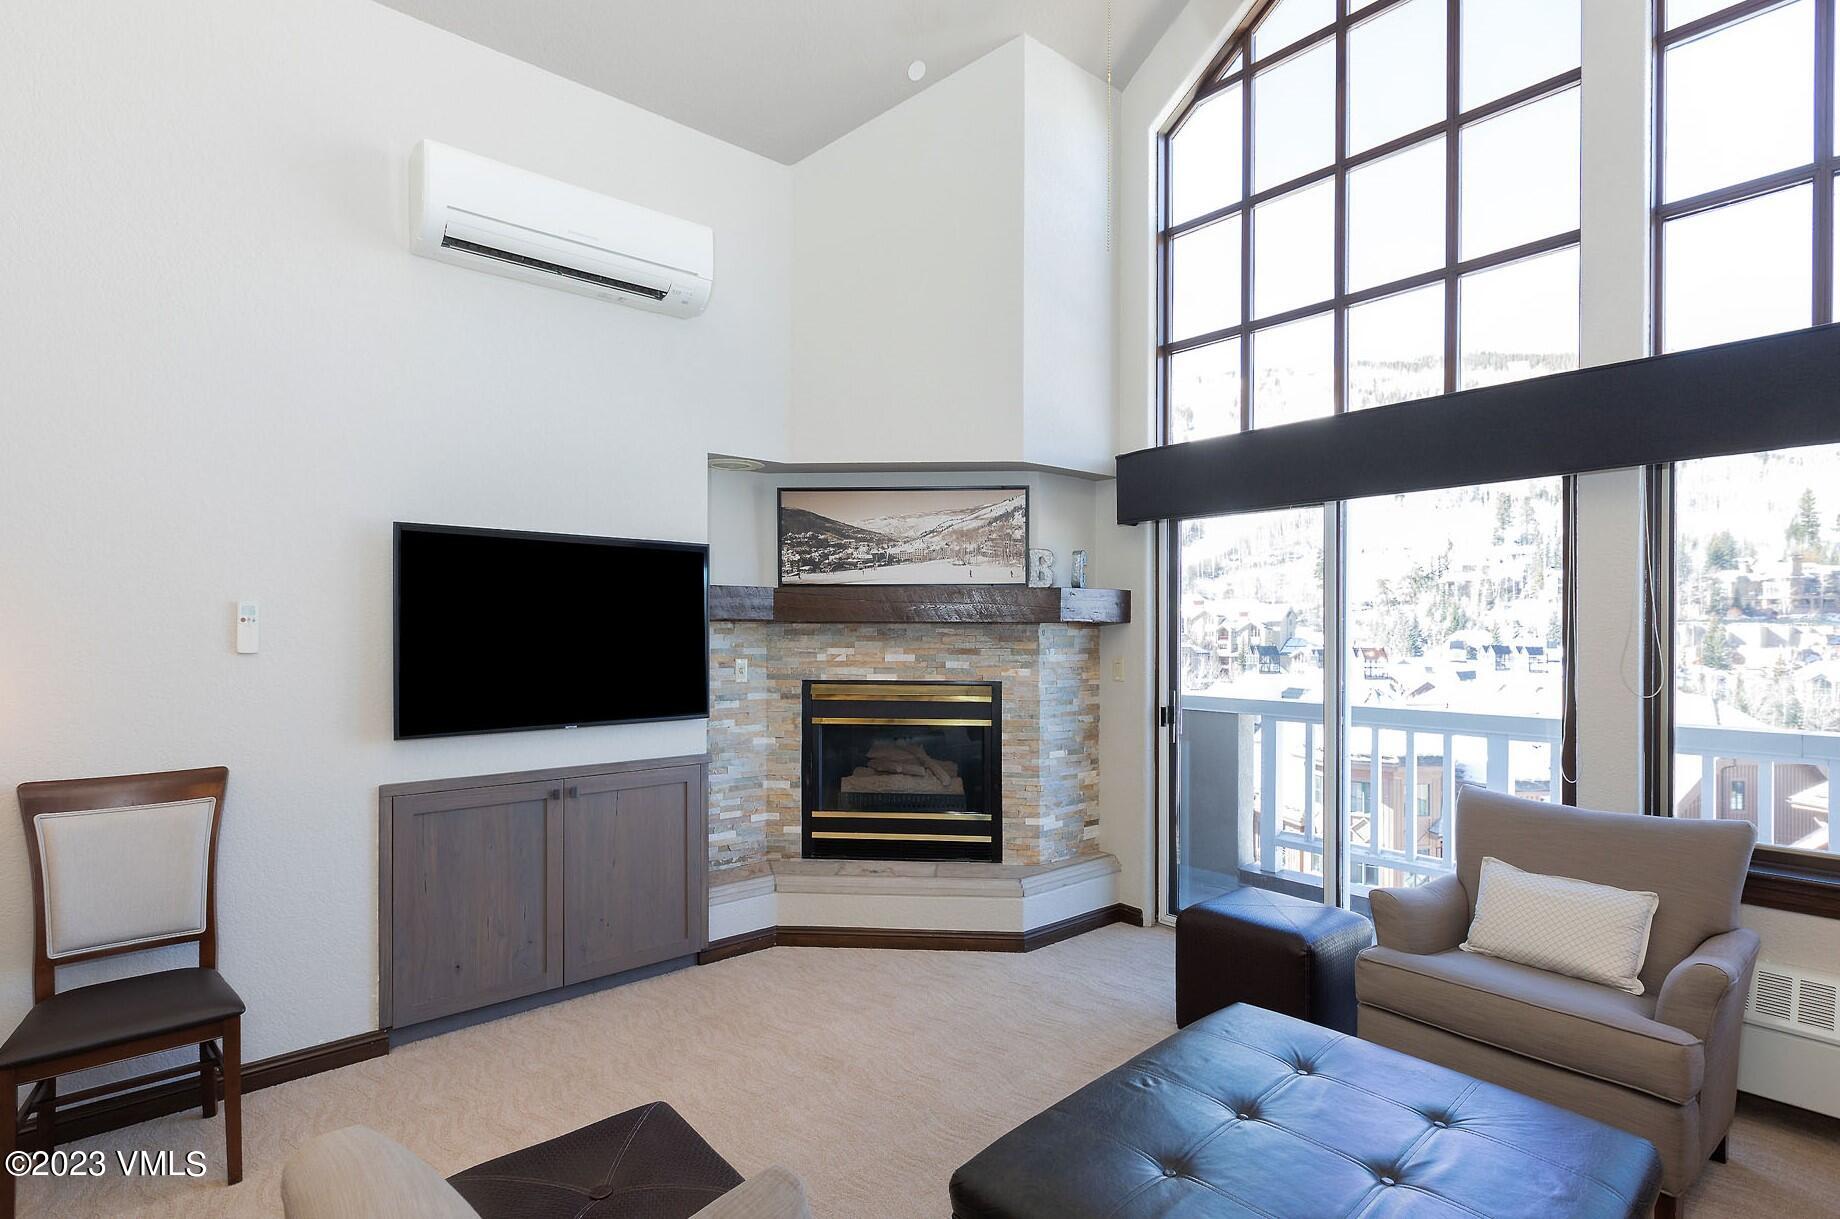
xmin=779 ymin=489 xmax=1027 ymax=584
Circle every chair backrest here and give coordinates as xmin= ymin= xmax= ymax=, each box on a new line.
xmin=15 ymin=766 xmax=228 ymax=1001
xmin=1453 ymin=787 xmax=1754 ymax=994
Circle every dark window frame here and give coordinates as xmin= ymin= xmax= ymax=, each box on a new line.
xmin=1157 ymin=0 xmax=1583 ymax=442
xmin=1156 ymin=0 xmax=1582 ymax=917
xmin=1645 ymin=0 xmax=1840 ymax=917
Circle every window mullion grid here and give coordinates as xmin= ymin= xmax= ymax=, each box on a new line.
xmin=1156 ymin=137 xmax=1173 ymax=445
xmin=1442 ymin=0 xmax=1461 ymax=394
xmin=1333 ymin=0 xmax=1349 ymax=417
xmin=1241 ymin=37 xmax=1255 ymax=433
xmin=1816 ymin=0 xmax=1835 ymax=325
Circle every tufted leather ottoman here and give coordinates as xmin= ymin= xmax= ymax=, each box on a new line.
xmin=1177 ymin=885 xmax=1374 ymax=1033
xmin=449 ymin=1101 xmax=744 ymax=1219
xmin=950 ymin=1004 xmax=1662 ymax=1219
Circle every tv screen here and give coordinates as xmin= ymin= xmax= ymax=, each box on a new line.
xmin=394 ymin=523 xmax=709 ymax=739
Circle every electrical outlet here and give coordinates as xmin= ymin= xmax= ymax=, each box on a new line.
xmin=735 ymin=657 xmax=749 ymax=682
xmin=1111 ymin=658 xmax=1124 ymax=682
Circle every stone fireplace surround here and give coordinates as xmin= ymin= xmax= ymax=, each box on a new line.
xmin=708 ymin=621 xmax=1101 ymax=869
xmin=701 ymin=587 xmax=1131 ymax=944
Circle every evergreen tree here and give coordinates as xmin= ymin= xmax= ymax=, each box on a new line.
xmin=1704 ymin=530 xmax=1740 ymax=571
xmin=1699 ymin=620 xmax=1732 ymax=670
xmin=1787 ymin=489 xmax=1823 ymax=558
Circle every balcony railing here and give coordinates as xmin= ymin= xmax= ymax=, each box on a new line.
xmin=1676 ymin=723 xmax=1840 ymax=852
xmin=1177 ymin=698 xmax=1838 ymax=908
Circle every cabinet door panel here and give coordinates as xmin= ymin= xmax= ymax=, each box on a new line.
xmin=391 ymin=780 xmax=563 ymax=1025
xmin=565 ymin=766 xmax=705 ymax=983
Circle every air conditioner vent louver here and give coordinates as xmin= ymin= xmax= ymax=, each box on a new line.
xmin=1747 ymin=962 xmax=1840 ymax=1044
xmin=1801 ymin=978 xmax=1839 ymax=1033
xmin=1753 ymin=969 xmax=1795 ymax=1022
xmin=440 ymin=235 xmax=669 ymax=301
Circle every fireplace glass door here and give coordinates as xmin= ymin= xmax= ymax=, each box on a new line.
xmin=802 ymin=681 xmax=1001 ymax=861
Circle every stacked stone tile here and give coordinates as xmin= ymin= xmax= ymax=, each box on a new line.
xmin=707 ymin=622 xmax=1102 ymax=871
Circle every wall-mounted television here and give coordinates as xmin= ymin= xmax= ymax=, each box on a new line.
xmin=393 ymin=522 xmax=709 ymax=739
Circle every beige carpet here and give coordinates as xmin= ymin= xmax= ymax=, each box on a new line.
xmin=15 ymin=924 xmax=1838 ymax=1217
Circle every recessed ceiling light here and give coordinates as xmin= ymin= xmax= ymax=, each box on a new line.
xmin=709 ymin=455 xmax=765 ymax=472
xmin=908 ymin=60 xmax=927 ymax=83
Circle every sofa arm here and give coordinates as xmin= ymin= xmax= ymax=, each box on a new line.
xmin=690 ymin=1167 xmax=813 ymax=1219
xmin=1656 ymin=928 xmax=1761 ymax=1042
xmin=1368 ymin=873 xmax=1470 ymax=955
xmin=282 ymin=1126 xmax=479 ymax=1219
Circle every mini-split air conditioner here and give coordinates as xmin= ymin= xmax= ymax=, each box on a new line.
xmin=409 ymin=140 xmax=712 ymax=318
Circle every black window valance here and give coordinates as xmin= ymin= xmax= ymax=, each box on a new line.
xmin=1116 ymin=325 xmax=1840 ymax=524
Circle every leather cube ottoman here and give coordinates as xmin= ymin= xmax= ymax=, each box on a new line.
xmin=950 ymin=1003 xmax=1662 ymax=1219
xmin=449 ymin=1101 xmax=743 ymax=1219
xmin=1176 ymin=885 xmax=1373 ymax=1032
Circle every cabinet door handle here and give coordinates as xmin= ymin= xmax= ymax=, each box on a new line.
xmin=568 ymin=785 xmax=580 ymax=799
xmin=549 ymin=788 xmax=562 ymax=800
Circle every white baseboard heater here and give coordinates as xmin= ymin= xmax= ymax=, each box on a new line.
xmin=1740 ymin=960 xmax=1840 ymax=1119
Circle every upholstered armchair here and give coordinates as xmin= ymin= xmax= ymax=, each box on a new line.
xmin=1356 ymin=788 xmax=1758 ymax=1219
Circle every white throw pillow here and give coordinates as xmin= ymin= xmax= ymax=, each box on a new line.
xmin=1460 ymin=856 xmax=1659 ymax=994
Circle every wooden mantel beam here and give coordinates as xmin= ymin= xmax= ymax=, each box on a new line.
xmin=708 ymin=585 xmax=1130 ymax=626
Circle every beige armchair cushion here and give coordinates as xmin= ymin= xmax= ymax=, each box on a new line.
xmin=1357 ymin=946 xmax=1703 ymax=1103
xmin=282 ymin=1126 xmax=478 ymax=1219
xmin=690 ymin=1166 xmax=813 ymax=1219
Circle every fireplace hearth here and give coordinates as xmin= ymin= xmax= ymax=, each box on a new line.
xmin=801 ymin=680 xmax=1001 ymax=861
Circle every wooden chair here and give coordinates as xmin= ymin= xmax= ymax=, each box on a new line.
xmin=1 ymin=767 xmax=244 ymax=1216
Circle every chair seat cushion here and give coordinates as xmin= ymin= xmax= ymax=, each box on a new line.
xmin=0 ymin=967 xmax=244 ymax=1070
xmin=449 ymin=1101 xmax=743 ymax=1219
xmin=1357 ymin=947 xmax=1703 ymax=1102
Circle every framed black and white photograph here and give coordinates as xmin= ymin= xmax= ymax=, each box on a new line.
xmin=778 ymin=486 xmax=1029 ymax=585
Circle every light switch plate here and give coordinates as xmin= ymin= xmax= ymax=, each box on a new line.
xmin=735 ymin=657 xmax=749 ymax=682
xmin=1111 ymin=658 xmax=1124 ymax=682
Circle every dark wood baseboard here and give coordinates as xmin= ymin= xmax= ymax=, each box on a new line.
xmin=697 ymin=927 xmax=780 ymax=963
xmin=697 ymin=903 xmax=1143 ymax=963
xmin=17 ymin=1030 xmax=389 ymax=1146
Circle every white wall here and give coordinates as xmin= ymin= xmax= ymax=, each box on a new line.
xmin=791 ymin=41 xmax=1028 ymax=467
xmin=789 ymin=37 xmax=1116 ymax=476
xmin=1021 ymin=39 xmax=1117 ymax=474
xmin=707 ymin=467 xmax=1102 ymax=587
xmin=0 ymin=0 xmax=792 ymax=1063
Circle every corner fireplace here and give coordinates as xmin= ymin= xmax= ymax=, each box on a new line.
xmin=801 ymin=680 xmax=1001 ymax=861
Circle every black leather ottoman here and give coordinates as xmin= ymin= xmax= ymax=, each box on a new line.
xmin=449 ymin=1101 xmax=743 ymax=1219
xmin=1176 ymin=885 xmax=1372 ymax=1032
xmin=950 ymin=1004 xmax=1662 ymax=1219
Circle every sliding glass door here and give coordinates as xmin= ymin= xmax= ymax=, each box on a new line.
xmin=1342 ymin=480 xmax=1567 ymax=899
xmin=1168 ymin=479 xmax=1568 ymax=915
xmin=1172 ymin=508 xmax=1327 ymax=907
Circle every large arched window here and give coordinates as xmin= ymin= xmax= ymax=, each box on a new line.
xmin=1159 ymin=0 xmax=1583 ymax=444
xmin=1158 ymin=0 xmax=1583 ymax=915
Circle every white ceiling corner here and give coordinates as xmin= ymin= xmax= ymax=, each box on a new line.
xmin=372 ymin=0 xmax=1191 ymax=163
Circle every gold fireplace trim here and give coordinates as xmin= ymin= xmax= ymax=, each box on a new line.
xmin=810 ymin=810 xmax=991 ymax=821
xmin=810 ymin=831 xmax=994 ymax=843
xmin=809 ymin=683 xmax=994 ymax=703
xmin=807 ymin=716 xmax=991 ymax=727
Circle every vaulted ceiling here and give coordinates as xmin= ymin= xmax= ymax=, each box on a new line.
xmin=373 ymin=0 xmax=1190 ymax=163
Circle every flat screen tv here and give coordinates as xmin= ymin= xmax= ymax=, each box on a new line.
xmin=394 ymin=522 xmax=709 ymax=739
